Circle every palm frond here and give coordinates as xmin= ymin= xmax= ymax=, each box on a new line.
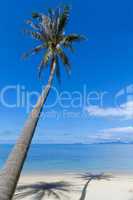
xmin=57 ymin=48 xmax=71 ymax=75
xmin=48 ymin=8 xmax=55 ymax=20
xmin=63 ymin=42 xmax=75 ymax=53
xmin=26 ymin=20 xmax=40 ymax=30
xmin=23 ymin=29 xmax=43 ymax=41
xmin=22 ymin=44 xmax=44 ymax=59
xmin=43 ymin=50 xmax=52 ymax=65
xmin=57 ymin=5 xmax=70 ymax=34
xmin=31 ymin=12 xmax=52 ymax=40
xmin=64 ymin=34 xmax=86 ymax=43
xmin=57 ymin=48 xmax=70 ymax=66
xmin=55 ymin=56 xmax=61 ymax=83
xmin=38 ymin=49 xmax=52 ymax=78
xmin=32 ymin=12 xmax=41 ymax=19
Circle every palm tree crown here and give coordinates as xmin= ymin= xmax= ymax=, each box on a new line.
xmin=23 ymin=5 xmax=85 ymax=80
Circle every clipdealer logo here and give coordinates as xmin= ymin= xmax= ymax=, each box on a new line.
xmin=0 ymin=85 xmax=108 ymax=112
xmin=115 ymin=84 xmax=133 ymax=108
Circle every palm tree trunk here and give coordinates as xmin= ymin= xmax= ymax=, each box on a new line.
xmin=0 ymin=60 xmax=56 ymax=200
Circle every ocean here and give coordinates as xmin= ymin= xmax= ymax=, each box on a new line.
xmin=0 ymin=144 xmax=133 ymax=173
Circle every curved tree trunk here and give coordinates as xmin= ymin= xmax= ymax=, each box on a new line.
xmin=0 ymin=60 xmax=56 ymax=200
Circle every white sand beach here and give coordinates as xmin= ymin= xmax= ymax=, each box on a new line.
xmin=14 ymin=173 xmax=133 ymax=200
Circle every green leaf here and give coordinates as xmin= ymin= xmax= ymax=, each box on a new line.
xmin=64 ymin=34 xmax=86 ymax=43
xmin=26 ymin=20 xmax=40 ymax=30
xmin=57 ymin=48 xmax=71 ymax=75
xmin=22 ymin=45 xmax=44 ymax=59
xmin=57 ymin=5 xmax=70 ymax=34
xmin=63 ymin=43 xmax=75 ymax=53
xmin=38 ymin=50 xmax=52 ymax=78
xmin=32 ymin=12 xmax=40 ymax=19
xmin=55 ymin=56 xmax=61 ymax=83
xmin=23 ymin=29 xmax=42 ymax=41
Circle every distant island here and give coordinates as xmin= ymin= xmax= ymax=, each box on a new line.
xmin=73 ymin=141 xmax=133 ymax=145
xmin=93 ymin=141 xmax=133 ymax=145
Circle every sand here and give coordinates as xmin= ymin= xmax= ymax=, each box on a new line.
xmin=14 ymin=172 xmax=133 ymax=200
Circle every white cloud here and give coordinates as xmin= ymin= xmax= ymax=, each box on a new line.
xmin=86 ymin=101 xmax=133 ymax=119
xmin=88 ymin=126 xmax=133 ymax=143
xmin=102 ymin=126 xmax=133 ymax=134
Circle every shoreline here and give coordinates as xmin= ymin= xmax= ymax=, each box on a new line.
xmin=21 ymin=169 xmax=133 ymax=176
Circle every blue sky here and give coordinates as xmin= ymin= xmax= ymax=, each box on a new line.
xmin=0 ymin=0 xmax=132 ymax=143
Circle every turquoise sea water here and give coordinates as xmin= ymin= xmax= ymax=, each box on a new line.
xmin=0 ymin=144 xmax=133 ymax=173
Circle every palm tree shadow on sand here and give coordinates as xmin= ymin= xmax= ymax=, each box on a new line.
xmin=14 ymin=181 xmax=71 ymax=200
xmin=78 ymin=173 xmax=113 ymax=200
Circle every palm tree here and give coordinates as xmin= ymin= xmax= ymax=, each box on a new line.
xmin=14 ymin=181 xmax=70 ymax=200
xmin=0 ymin=5 xmax=85 ymax=200
xmin=79 ymin=173 xmax=112 ymax=200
